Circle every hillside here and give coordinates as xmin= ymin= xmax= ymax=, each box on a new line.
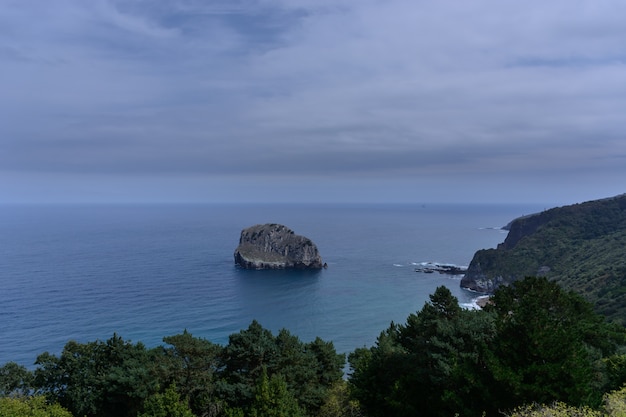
xmin=461 ymin=194 xmax=626 ymax=323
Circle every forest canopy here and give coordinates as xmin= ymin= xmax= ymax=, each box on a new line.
xmin=349 ymin=277 xmax=626 ymax=417
xmin=2 ymin=277 xmax=626 ymax=417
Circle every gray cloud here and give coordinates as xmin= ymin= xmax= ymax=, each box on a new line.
xmin=1 ymin=0 xmax=625 ymax=203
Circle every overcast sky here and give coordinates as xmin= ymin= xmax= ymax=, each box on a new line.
xmin=2 ymin=0 xmax=625 ymax=205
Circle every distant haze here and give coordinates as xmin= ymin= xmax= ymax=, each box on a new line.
xmin=2 ymin=1 xmax=625 ymax=205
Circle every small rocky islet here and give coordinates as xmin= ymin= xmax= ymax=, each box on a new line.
xmin=234 ymin=223 xmax=325 ymax=270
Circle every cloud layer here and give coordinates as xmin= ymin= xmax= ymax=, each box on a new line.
xmin=2 ymin=0 xmax=625 ymax=203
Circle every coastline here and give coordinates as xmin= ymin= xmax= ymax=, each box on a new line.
xmin=475 ymin=295 xmax=492 ymax=308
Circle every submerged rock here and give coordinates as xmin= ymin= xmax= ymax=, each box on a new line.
xmin=234 ymin=223 xmax=324 ymax=270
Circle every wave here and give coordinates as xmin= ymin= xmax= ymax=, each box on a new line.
xmin=461 ymin=295 xmax=491 ymax=310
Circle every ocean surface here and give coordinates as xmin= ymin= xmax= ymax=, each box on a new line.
xmin=0 ymin=203 xmax=544 ymax=367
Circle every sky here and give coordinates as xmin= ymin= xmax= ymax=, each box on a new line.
xmin=2 ymin=0 xmax=625 ymax=205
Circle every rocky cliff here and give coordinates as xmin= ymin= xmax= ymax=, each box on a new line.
xmin=234 ymin=223 xmax=324 ymax=270
xmin=461 ymin=194 xmax=626 ymax=323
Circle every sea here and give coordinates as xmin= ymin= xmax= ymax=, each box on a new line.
xmin=0 ymin=203 xmax=544 ymax=368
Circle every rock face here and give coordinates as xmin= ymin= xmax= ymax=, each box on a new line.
xmin=460 ymin=261 xmax=506 ymax=293
xmin=234 ymin=224 xmax=324 ymax=270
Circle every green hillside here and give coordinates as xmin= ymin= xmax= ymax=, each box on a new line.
xmin=461 ymin=194 xmax=626 ymax=324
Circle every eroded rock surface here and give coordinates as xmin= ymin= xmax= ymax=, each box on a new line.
xmin=234 ymin=224 xmax=323 ymax=270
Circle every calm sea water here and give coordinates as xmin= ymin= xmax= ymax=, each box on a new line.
xmin=0 ymin=203 xmax=542 ymax=367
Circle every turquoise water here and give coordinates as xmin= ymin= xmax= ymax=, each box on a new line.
xmin=0 ymin=203 xmax=542 ymax=366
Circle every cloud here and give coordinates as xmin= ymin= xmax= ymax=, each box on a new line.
xmin=1 ymin=0 xmax=625 ymax=203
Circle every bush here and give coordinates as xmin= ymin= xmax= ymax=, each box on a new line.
xmin=0 ymin=396 xmax=73 ymax=417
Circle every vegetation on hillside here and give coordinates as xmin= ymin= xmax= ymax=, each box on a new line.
xmin=1 ymin=322 xmax=344 ymax=417
xmin=464 ymin=194 xmax=626 ymax=323
xmin=0 ymin=396 xmax=73 ymax=417
xmin=2 ymin=277 xmax=626 ymax=416
xmin=349 ymin=278 xmax=626 ymax=417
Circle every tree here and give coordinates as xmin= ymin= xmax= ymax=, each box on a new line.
xmin=219 ymin=320 xmax=279 ymax=408
xmin=502 ymin=386 xmax=626 ymax=417
xmin=33 ymin=334 xmax=159 ymax=417
xmin=0 ymin=396 xmax=73 ymax=417
xmin=249 ymin=367 xmax=304 ymax=417
xmin=34 ymin=342 xmax=101 ymax=416
xmin=270 ymin=328 xmax=316 ymax=408
xmin=157 ymin=330 xmax=222 ymax=415
xmin=317 ymin=381 xmax=363 ymax=417
xmin=138 ymin=385 xmax=194 ymax=417
xmin=485 ymin=276 xmax=623 ymax=408
xmin=102 ymin=335 xmax=160 ymax=416
xmin=305 ymin=337 xmax=345 ymax=387
xmin=348 ymin=281 xmax=626 ymax=416
xmin=603 ymin=386 xmax=626 ymax=416
xmin=506 ymin=402 xmax=602 ymax=417
xmin=0 ymin=362 xmax=33 ymax=397
xmin=350 ymin=286 xmax=499 ymax=417
xmin=395 ymin=286 xmax=498 ymax=416
xmin=302 ymin=337 xmax=345 ymax=411
xmin=603 ymin=353 xmax=626 ymax=392
xmin=348 ymin=322 xmax=406 ymax=417
xmin=219 ymin=321 xmax=344 ymax=415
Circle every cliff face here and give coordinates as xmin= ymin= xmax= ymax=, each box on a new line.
xmin=460 ymin=210 xmax=553 ymax=292
xmin=461 ymin=194 xmax=626 ymax=323
xmin=234 ymin=223 xmax=324 ymax=270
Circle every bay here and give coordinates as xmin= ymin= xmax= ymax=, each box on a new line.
xmin=0 ymin=203 xmax=543 ymax=366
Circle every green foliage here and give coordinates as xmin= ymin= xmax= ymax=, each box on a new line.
xmin=317 ymin=381 xmax=363 ymax=417
xmin=219 ymin=320 xmax=282 ymax=407
xmin=604 ymin=354 xmax=626 ymax=392
xmin=306 ymin=337 xmax=345 ymax=385
xmin=0 ymin=362 xmax=33 ymax=397
xmin=350 ymin=286 xmax=500 ymax=417
xmin=348 ymin=323 xmax=405 ymax=417
xmin=249 ymin=367 xmax=304 ymax=417
xmin=138 ymin=385 xmax=194 ymax=417
xmin=466 ymin=195 xmax=626 ymax=324
xmin=221 ymin=406 xmax=245 ymax=417
xmin=0 ymin=396 xmax=73 ymax=417
xmin=0 ymin=323 xmax=344 ymax=417
xmin=602 ymin=386 xmax=626 ymax=416
xmin=33 ymin=334 xmax=159 ymax=417
xmin=506 ymin=402 xmax=602 ymax=417
xmin=4 ymin=284 xmax=624 ymax=417
xmin=485 ymin=277 xmax=621 ymax=408
xmin=219 ymin=320 xmax=345 ymax=415
xmin=349 ymin=279 xmax=626 ymax=417
xmin=156 ymin=330 xmax=222 ymax=415
xmin=398 ymin=287 xmax=499 ymax=416
xmin=505 ymin=386 xmax=626 ymax=416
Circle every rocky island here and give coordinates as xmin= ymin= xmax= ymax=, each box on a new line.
xmin=234 ymin=223 xmax=324 ymax=270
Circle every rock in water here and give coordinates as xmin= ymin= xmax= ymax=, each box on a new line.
xmin=234 ymin=223 xmax=324 ymax=270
